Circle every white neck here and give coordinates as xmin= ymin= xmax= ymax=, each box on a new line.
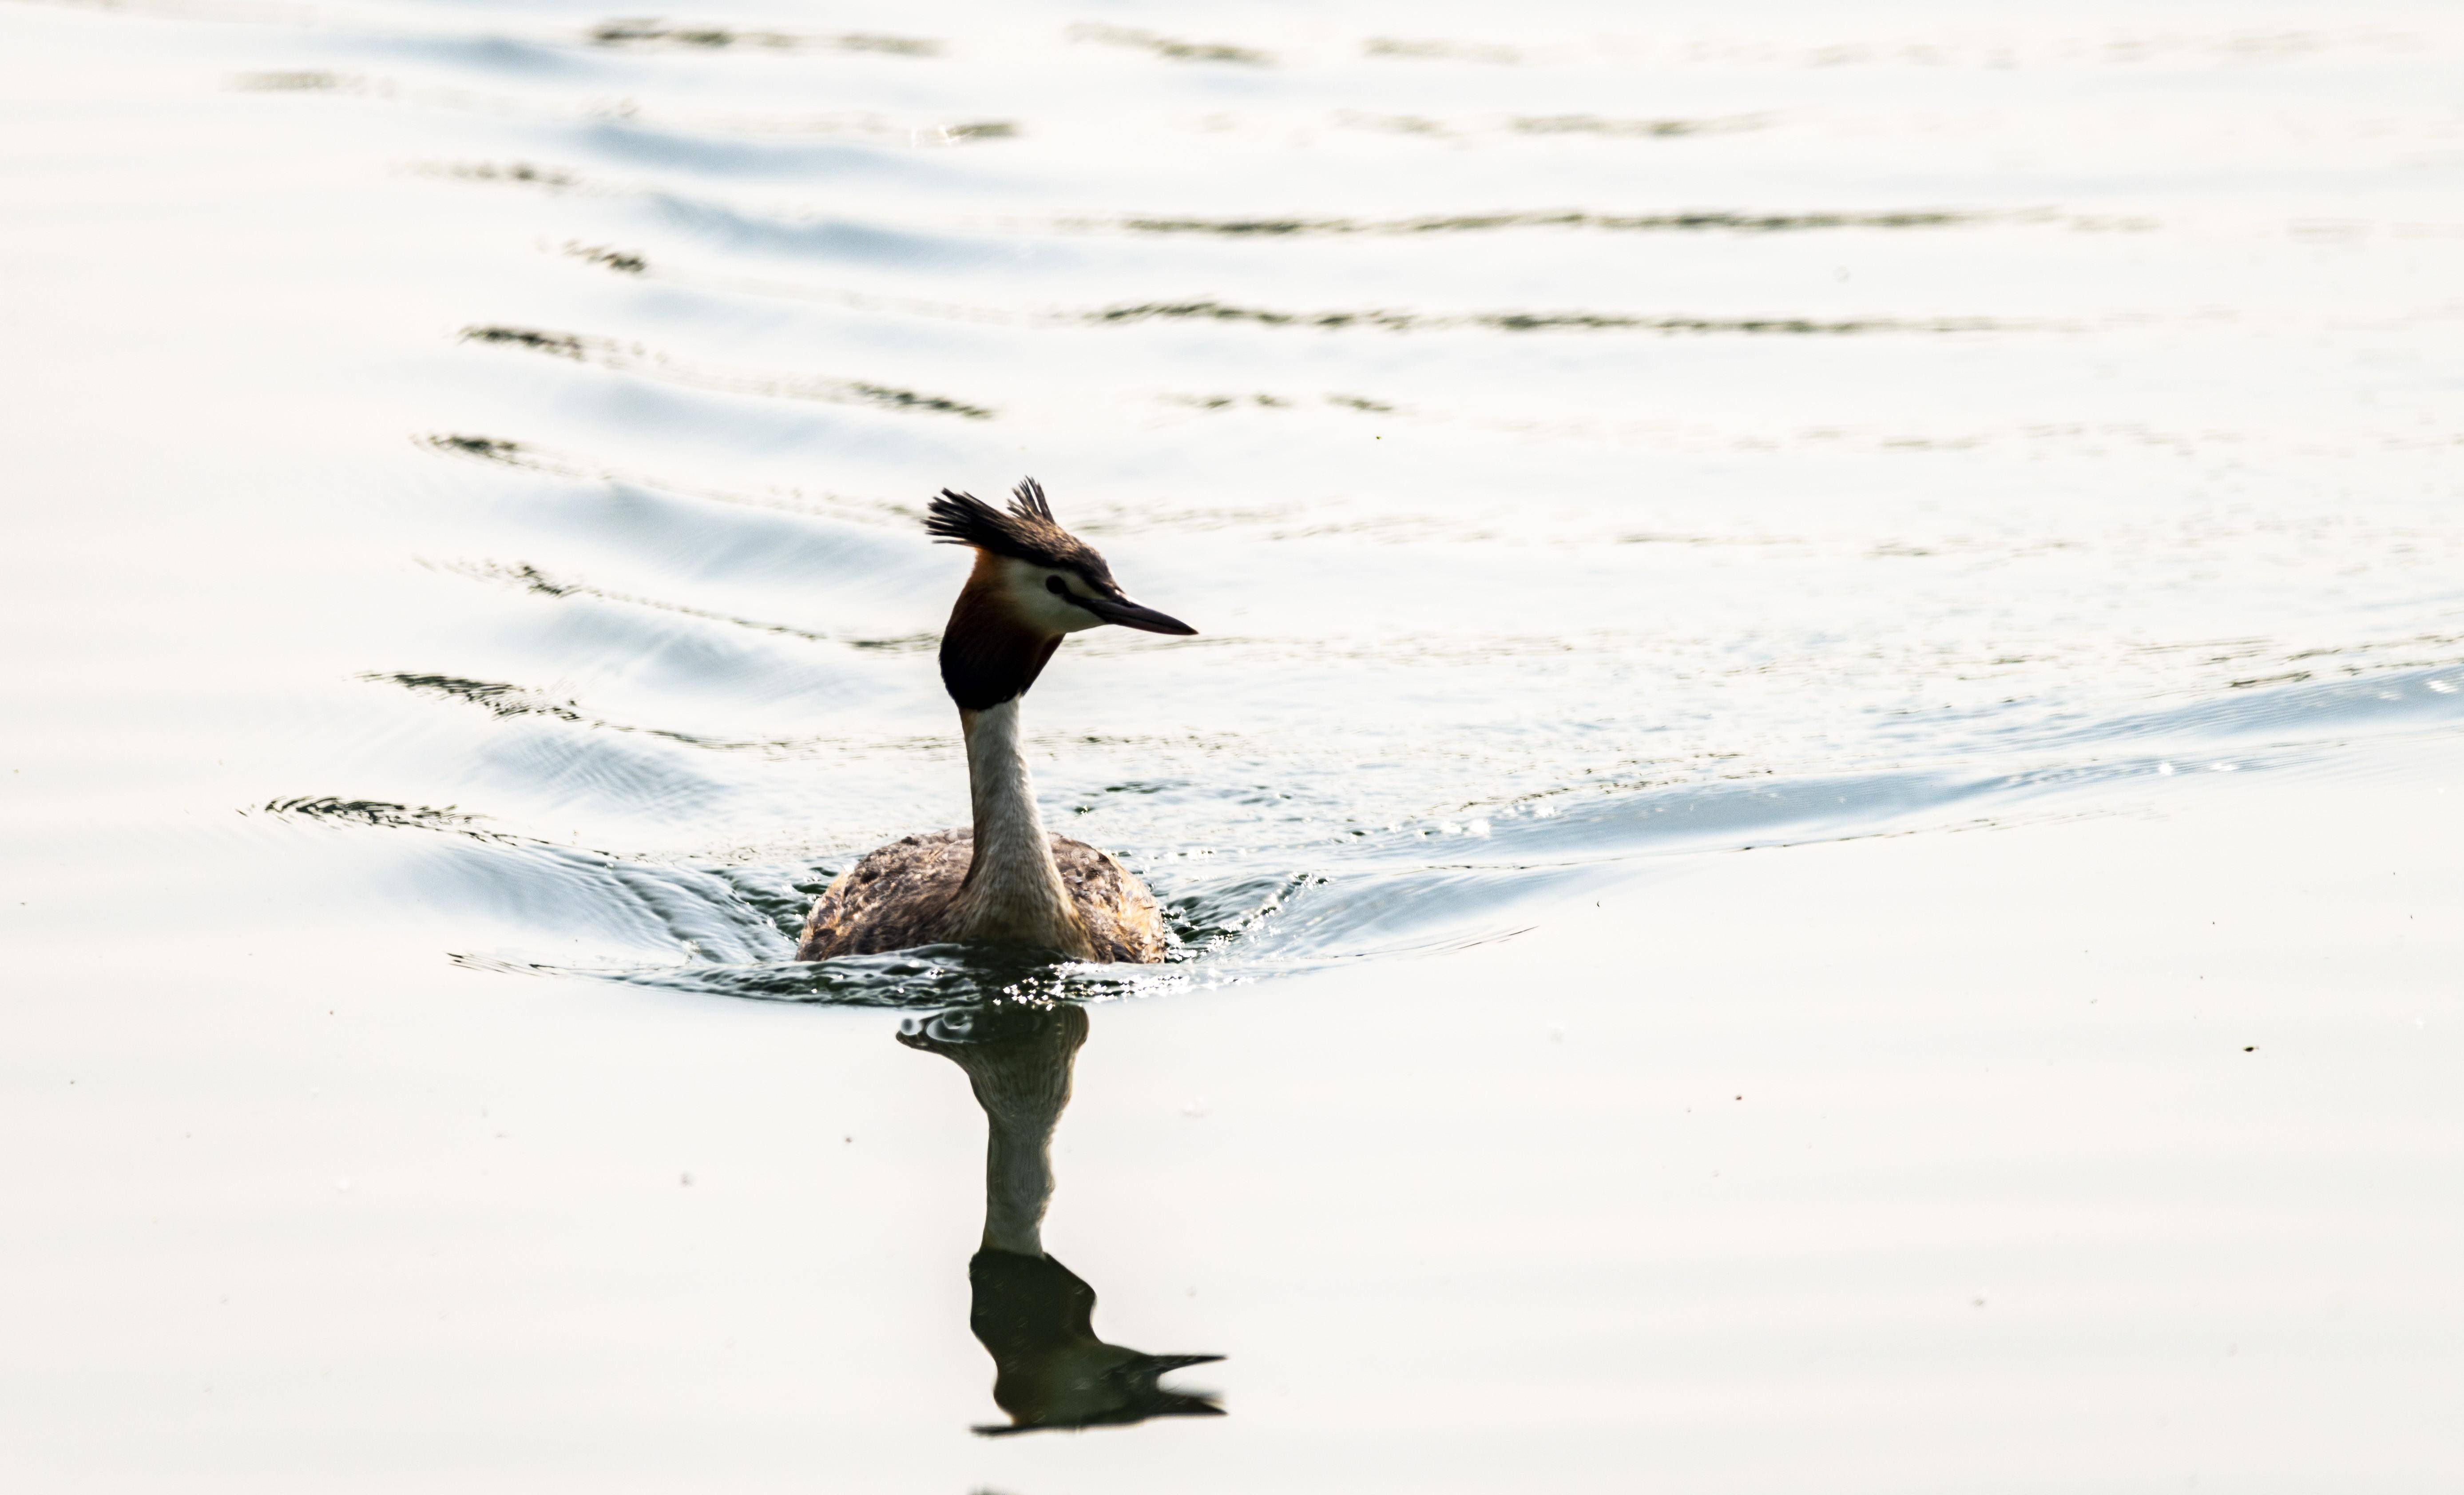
xmin=953 ymin=699 xmax=1091 ymax=956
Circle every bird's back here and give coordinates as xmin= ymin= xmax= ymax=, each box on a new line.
xmin=796 ymin=829 xmax=1169 ymax=963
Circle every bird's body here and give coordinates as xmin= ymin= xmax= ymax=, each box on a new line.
xmin=796 ymin=481 xmax=1192 ymax=964
xmin=795 ymin=825 xmax=1168 ymax=963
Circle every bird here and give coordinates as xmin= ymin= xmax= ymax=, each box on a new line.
xmin=796 ymin=479 xmax=1195 ymax=963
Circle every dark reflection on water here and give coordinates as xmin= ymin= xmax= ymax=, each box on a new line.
xmin=897 ymin=1002 xmax=1224 ymax=1436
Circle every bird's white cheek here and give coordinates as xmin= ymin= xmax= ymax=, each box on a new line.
xmin=1049 ymin=598 xmax=1104 ymax=633
xmin=994 ymin=558 xmax=1102 ymax=633
xmin=1021 ymin=580 xmax=1100 ymax=633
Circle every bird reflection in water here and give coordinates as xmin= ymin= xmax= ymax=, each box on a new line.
xmin=898 ymin=1001 xmax=1225 ymax=1436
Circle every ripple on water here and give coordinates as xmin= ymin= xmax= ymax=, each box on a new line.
xmin=644 ymin=194 xmax=1046 ymax=268
xmin=1097 ymin=208 xmax=2009 ymax=236
xmin=216 ymin=1 xmax=2464 ymax=1009
xmin=260 ymin=651 xmax=2464 ymax=1008
xmin=458 ymin=325 xmax=997 ymax=418
xmin=567 ymin=119 xmax=962 ymax=180
xmin=582 ymin=20 xmax=945 ymax=57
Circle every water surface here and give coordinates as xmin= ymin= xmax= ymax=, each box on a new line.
xmin=3 ymin=0 xmax=2460 ymax=1488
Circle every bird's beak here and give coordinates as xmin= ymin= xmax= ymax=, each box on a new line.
xmin=1079 ymin=593 xmax=1197 ymax=636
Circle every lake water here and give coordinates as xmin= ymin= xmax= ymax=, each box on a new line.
xmin=4 ymin=0 xmax=2461 ymax=1488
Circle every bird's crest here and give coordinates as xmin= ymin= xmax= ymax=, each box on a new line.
xmin=924 ymin=478 xmax=1097 ymax=574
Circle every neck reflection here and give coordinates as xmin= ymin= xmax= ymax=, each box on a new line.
xmin=898 ymin=1002 xmax=1224 ymax=1436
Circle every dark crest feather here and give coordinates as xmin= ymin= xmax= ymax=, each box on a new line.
xmin=923 ymin=477 xmax=1102 ymax=576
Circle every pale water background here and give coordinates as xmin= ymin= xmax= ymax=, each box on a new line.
xmin=3 ymin=0 xmax=2461 ymax=1489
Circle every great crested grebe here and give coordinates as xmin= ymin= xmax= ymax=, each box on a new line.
xmin=795 ymin=479 xmax=1195 ymax=963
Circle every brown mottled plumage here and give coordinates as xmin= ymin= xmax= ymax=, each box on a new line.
xmin=795 ymin=828 xmax=1168 ymax=962
xmin=795 ymin=479 xmax=1194 ymax=965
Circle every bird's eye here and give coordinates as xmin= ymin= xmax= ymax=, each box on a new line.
xmin=1045 ymin=575 xmax=1071 ymax=598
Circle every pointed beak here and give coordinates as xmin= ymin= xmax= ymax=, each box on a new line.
xmin=1079 ymin=593 xmax=1196 ymax=636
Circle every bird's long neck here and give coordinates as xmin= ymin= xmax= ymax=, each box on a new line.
xmin=954 ymin=700 xmax=1089 ymax=955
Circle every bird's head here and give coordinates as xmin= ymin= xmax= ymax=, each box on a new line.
xmin=927 ymin=478 xmax=1195 ymax=711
